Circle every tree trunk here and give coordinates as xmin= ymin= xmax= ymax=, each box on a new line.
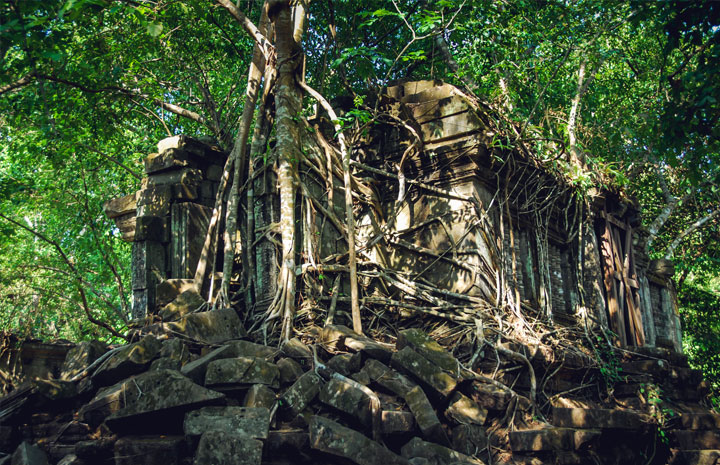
xmin=272 ymin=0 xmax=305 ymax=341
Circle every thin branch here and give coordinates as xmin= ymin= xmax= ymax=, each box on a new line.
xmin=663 ymin=208 xmax=720 ymax=259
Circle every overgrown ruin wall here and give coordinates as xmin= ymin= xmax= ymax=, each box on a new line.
xmin=106 ymin=80 xmax=682 ymax=352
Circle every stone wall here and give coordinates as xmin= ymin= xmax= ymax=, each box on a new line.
xmin=104 ymin=136 xmax=227 ymax=318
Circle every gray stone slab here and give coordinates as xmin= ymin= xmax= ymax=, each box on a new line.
xmin=193 ymin=431 xmax=262 ymax=465
xmin=445 ymin=392 xmax=487 ymax=426
xmin=397 ymin=329 xmax=459 ymax=374
xmin=280 ymin=371 xmax=322 ymax=418
xmin=114 ymin=436 xmax=185 ymax=465
xmin=164 ymin=308 xmax=246 ymax=344
xmin=319 ymin=377 xmax=372 ymax=426
xmin=308 ymin=416 xmax=410 ymax=465
xmin=91 ymin=335 xmax=162 ymax=387
xmin=400 ymin=437 xmax=484 ymax=465
xmin=363 ymin=359 xmax=417 ymax=397
xmin=390 ymin=347 xmax=457 ymax=398
xmin=205 ymin=357 xmax=279 ymax=389
xmin=184 ymin=407 xmax=270 ymax=438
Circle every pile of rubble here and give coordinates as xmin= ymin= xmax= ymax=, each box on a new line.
xmin=1 ymin=321 xmax=718 ymax=465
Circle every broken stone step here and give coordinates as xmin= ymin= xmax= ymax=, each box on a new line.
xmin=671 ymin=430 xmax=720 ymax=450
xmin=552 ymin=407 xmax=652 ymax=430
xmin=390 ymin=346 xmax=457 ymax=398
xmin=679 ymin=412 xmax=720 ymax=430
xmin=308 ymin=415 xmax=409 ymax=465
xmin=668 ymin=449 xmax=720 ymax=465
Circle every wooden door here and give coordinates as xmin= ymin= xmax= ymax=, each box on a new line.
xmin=598 ymin=209 xmax=645 ymax=347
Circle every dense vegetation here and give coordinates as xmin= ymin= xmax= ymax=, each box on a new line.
xmin=1 ymin=0 xmax=718 ymax=392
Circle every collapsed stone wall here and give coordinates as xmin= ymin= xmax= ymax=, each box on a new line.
xmin=0 ymin=325 xmax=716 ymax=465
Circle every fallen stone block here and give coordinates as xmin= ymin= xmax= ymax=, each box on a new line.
xmin=158 ymin=289 xmax=206 ymax=322
xmin=194 ymin=431 xmax=263 ymax=465
xmin=445 ymin=392 xmax=487 ymax=426
xmin=327 ymin=353 xmax=362 ymax=377
xmin=205 ymin=357 xmax=280 ymax=389
xmin=244 ymin=384 xmax=276 ymax=409
xmin=155 ymin=279 xmax=196 ymax=307
xmin=397 ymin=329 xmax=459 ymax=373
xmin=277 ymin=358 xmax=304 ymax=385
xmin=61 ymin=340 xmax=107 ymax=380
xmin=668 ymin=450 xmax=720 ymax=465
xmin=404 ymin=386 xmax=448 ymax=445
xmin=181 ymin=345 xmax=233 ymax=383
xmin=382 ymin=410 xmax=416 ymax=434
xmin=159 ymin=338 xmax=191 ymax=365
xmin=280 ymin=371 xmax=322 ymax=418
xmin=451 ymin=424 xmax=488 ymax=457
xmin=391 ymin=347 xmax=457 ymax=398
xmin=227 ymin=340 xmax=278 ymax=360
xmin=552 ymin=408 xmax=652 ymax=430
xmin=470 ymin=383 xmax=513 ymax=410
xmin=363 ymin=359 xmax=417 ymax=397
xmin=184 ymin=406 xmax=270 ymax=438
xmin=400 ymin=437 xmax=484 ymax=465
xmin=91 ymin=335 xmax=162 ymax=387
xmin=164 ymin=308 xmax=246 ymax=344
xmin=114 ymin=436 xmax=185 ymax=465
xmin=309 ymin=415 xmax=410 ymax=465
xmin=103 ymin=369 xmax=224 ymax=432
xmin=319 ymin=377 xmax=373 ymax=426
xmin=281 ymin=338 xmax=313 ymax=362
xmin=11 ymin=442 xmax=49 ymax=465
xmin=509 ymin=428 xmax=575 ymax=452
xmin=56 ymin=454 xmax=81 ymax=465
xmin=34 ymin=379 xmax=77 ymax=402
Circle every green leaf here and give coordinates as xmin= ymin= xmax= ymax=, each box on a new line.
xmin=147 ymin=23 xmax=163 ymax=37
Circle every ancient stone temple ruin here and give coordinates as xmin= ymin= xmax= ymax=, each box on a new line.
xmin=1 ymin=81 xmax=716 ymax=465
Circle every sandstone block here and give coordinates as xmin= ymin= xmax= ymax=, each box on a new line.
xmin=61 ymin=340 xmax=107 ymax=380
xmin=277 ymin=358 xmax=304 ymax=385
xmin=327 ymin=353 xmax=362 ymax=377
xmin=391 ymin=347 xmax=457 ymax=398
xmin=91 ymin=335 xmax=162 ymax=387
xmin=134 ymin=216 xmax=169 ymax=242
xmin=363 ymin=359 xmax=416 ymax=397
xmin=445 ymin=392 xmax=487 ymax=425
xmin=164 ymin=308 xmax=246 ymax=344
xmin=397 ymin=329 xmax=459 ymax=373
xmin=205 ymin=357 xmax=280 ymax=389
xmin=194 ymin=431 xmax=262 ymax=465
xmin=382 ymin=410 xmax=416 ymax=434
xmin=319 ymin=377 xmax=373 ymax=426
xmin=244 ymin=384 xmax=276 ymax=409
xmin=509 ymin=428 xmax=574 ymax=452
xmin=158 ymin=289 xmax=206 ymax=322
xmin=308 ymin=416 xmax=409 ymax=465
xmin=226 ymin=340 xmax=278 ymax=360
xmin=144 ymin=148 xmax=195 ymax=174
xmin=280 ymin=371 xmax=322 ymax=418
xmin=404 ymin=386 xmax=448 ymax=445
xmin=184 ymin=406 xmax=270 ymax=438
xmin=155 ymin=279 xmax=196 ymax=307
xmin=103 ymin=369 xmax=224 ymax=432
xmin=552 ymin=407 xmax=651 ymax=430
xmin=400 ymin=437 xmax=484 ymax=465
xmin=181 ymin=345 xmax=233 ymax=383
xmin=113 ymin=436 xmax=185 ymax=465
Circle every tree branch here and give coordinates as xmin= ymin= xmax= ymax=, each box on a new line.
xmin=215 ymin=0 xmax=274 ymax=61
xmin=663 ymin=208 xmax=720 ymax=259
